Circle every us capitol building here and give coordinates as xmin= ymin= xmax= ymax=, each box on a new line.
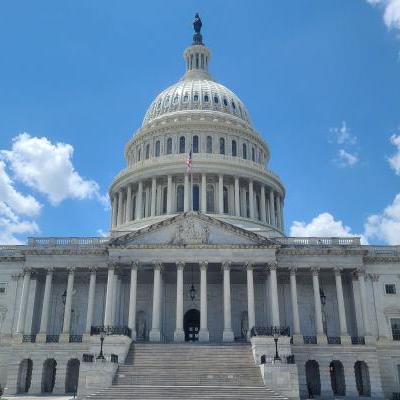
xmin=0 ymin=15 xmax=399 ymax=400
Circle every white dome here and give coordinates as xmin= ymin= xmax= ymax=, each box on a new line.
xmin=142 ymin=79 xmax=251 ymax=127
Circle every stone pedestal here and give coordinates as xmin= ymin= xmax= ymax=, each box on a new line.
xmin=292 ymin=334 xmax=303 ymax=345
xmin=199 ymin=330 xmax=209 ymax=342
xmin=36 ymin=333 xmax=47 ymax=343
xmin=59 ymin=333 xmax=70 ymax=343
xmin=316 ymin=334 xmax=327 ymax=345
xmin=365 ymin=335 xmax=377 ymax=345
xmin=223 ymin=330 xmax=234 ymax=342
xmin=340 ymin=334 xmax=351 ymax=345
xmin=174 ymin=329 xmax=185 ymax=342
xmin=149 ymin=329 xmax=161 ymax=342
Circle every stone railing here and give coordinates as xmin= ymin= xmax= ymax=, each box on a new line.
xmin=27 ymin=237 xmax=109 ymax=247
xmin=365 ymin=246 xmax=400 ymax=256
xmin=274 ymin=237 xmax=361 ymax=246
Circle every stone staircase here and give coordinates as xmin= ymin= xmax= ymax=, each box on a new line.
xmin=84 ymin=343 xmax=288 ymax=399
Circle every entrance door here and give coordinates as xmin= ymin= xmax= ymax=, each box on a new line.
xmin=184 ymin=309 xmax=200 ymax=342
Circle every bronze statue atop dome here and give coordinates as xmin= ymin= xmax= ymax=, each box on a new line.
xmin=192 ymin=13 xmax=204 ymax=45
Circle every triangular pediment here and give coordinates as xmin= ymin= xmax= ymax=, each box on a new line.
xmin=109 ymin=212 xmax=274 ymax=247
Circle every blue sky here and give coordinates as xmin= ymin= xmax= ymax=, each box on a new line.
xmin=0 ymin=0 xmax=399 ymax=245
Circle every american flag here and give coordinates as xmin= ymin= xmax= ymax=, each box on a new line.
xmin=186 ymin=149 xmax=192 ymax=172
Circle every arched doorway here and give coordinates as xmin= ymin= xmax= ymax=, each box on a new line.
xmin=184 ymin=309 xmax=200 ymax=341
xmin=355 ymin=361 xmax=371 ymax=396
xmin=305 ymin=360 xmax=321 ymax=397
xmin=17 ymin=359 xmax=32 ymax=393
xmin=41 ymin=359 xmax=57 ymax=393
xmin=65 ymin=359 xmax=80 ymax=394
xmin=136 ymin=310 xmax=147 ymax=341
xmin=330 ymin=360 xmax=346 ymax=396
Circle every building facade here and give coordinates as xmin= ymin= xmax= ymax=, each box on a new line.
xmin=0 ymin=15 xmax=400 ymax=400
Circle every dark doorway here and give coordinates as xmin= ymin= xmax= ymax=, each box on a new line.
xmin=184 ymin=309 xmax=200 ymax=342
xmin=330 ymin=360 xmax=346 ymax=396
xmin=17 ymin=359 xmax=33 ymax=393
xmin=305 ymin=360 xmax=321 ymax=397
xmin=355 ymin=361 xmax=371 ymax=396
xmin=41 ymin=359 xmax=57 ymax=393
xmin=65 ymin=359 xmax=80 ymax=393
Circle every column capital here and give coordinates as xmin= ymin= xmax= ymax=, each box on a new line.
xmin=66 ymin=266 xmax=76 ymax=273
xmin=22 ymin=267 xmax=32 ymax=275
xmin=288 ymin=266 xmax=298 ymax=275
xmin=153 ymin=262 xmax=163 ymax=271
xmin=222 ymin=261 xmax=231 ymax=271
xmin=355 ymin=267 xmax=366 ymax=277
xmin=88 ymin=265 xmax=98 ymax=273
xmin=333 ymin=266 xmax=343 ymax=275
xmin=267 ymin=262 xmax=278 ymax=271
xmin=368 ymin=272 xmax=380 ymax=282
xmin=45 ymin=267 xmax=55 ymax=273
xmin=107 ymin=262 xmax=118 ymax=270
xmin=199 ymin=261 xmax=208 ymax=271
xmin=130 ymin=261 xmax=139 ymax=270
xmin=245 ymin=261 xmax=254 ymax=270
xmin=176 ymin=261 xmax=185 ymax=270
xmin=311 ymin=266 xmax=320 ymax=276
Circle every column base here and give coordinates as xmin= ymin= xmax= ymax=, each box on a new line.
xmin=36 ymin=333 xmax=47 ymax=343
xmin=130 ymin=330 xmax=137 ymax=341
xmin=223 ymin=330 xmax=234 ymax=342
xmin=365 ymin=335 xmax=376 ymax=345
xmin=199 ymin=330 xmax=209 ymax=342
xmin=292 ymin=334 xmax=303 ymax=345
xmin=174 ymin=329 xmax=185 ymax=342
xmin=316 ymin=334 xmax=327 ymax=344
xmin=12 ymin=333 xmax=23 ymax=344
xmin=59 ymin=333 xmax=70 ymax=343
xmin=340 ymin=334 xmax=351 ymax=345
xmin=149 ymin=329 xmax=161 ymax=342
xmin=82 ymin=333 xmax=92 ymax=343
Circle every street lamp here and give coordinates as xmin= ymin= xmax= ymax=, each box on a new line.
xmin=97 ymin=330 xmax=106 ymax=360
xmin=273 ymin=330 xmax=281 ymax=362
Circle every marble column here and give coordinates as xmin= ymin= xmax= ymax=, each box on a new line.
xmin=184 ymin=174 xmax=190 ymax=212
xmin=117 ymin=189 xmax=124 ymax=226
xmin=128 ymin=262 xmax=138 ymax=340
xmin=234 ymin=177 xmax=240 ymax=217
xmin=311 ymin=267 xmax=327 ymax=343
xmin=218 ymin=175 xmax=224 ymax=214
xmin=222 ymin=262 xmax=234 ymax=342
xmin=137 ymin=181 xmax=143 ymax=219
xmin=260 ymin=185 xmax=266 ymax=223
xmin=334 ymin=267 xmax=350 ymax=343
xmin=269 ymin=190 xmax=275 ymax=226
xmin=276 ymin=194 xmax=281 ymax=229
xmin=174 ymin=262 xmax=185 ymax=342
xmin=112 ymin=194 xmax=118 ymax=228
xmin=104 ymin=264 xmax=115 ymax=326
xmin=151 ymin=177 xmax=157 ymax=217
xmin=246 ymin=262 xmax=256 ymax=337
xmin=248 ymin=180 xmax=255 ymax=219
xmin=111 ymin=272 xmax=119 ymax=325
xmin=201 ymin=173 xmax=207 ymax=213
xmin=37 ymin=268 xmax=54 ymax=341
xmin=199 ymin=261 xmax=209 ymax=342
xmin=61 ymin=267 xmax=75 ymax=342
xmin=150 ymin=263 xmax=162 ymax=341
xmin=370 ymin=273 xmax=391 ymax=341
xmin=125 ymin=184 xmax=132 ymax=223
xmin=167 ymin=175 xmax=172 ymax=214
xmin=85 ymin=267 xmax=97 ymax=334
xmin=289 ymin=267 xmax=301 ymax=340
xmin=269 ymin=263 xmax=280 ymax=327
xmin=357 ymin=268 xmax=373 ymax=342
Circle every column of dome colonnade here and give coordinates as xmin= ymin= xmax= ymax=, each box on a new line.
xmin=13 ymin=263 xmax=367 ymax=345
xmin=110 ymin=173 xmax=285 ymax=230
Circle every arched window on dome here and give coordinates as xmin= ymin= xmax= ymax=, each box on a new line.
xmin=223 ymin=98 xmax=228 ymax=107
xmin=192 ymin=135 xmax=199 ymax=153
xmin=162 ymin=187 xmax=167 ymax=214
xmin=206 ymin=184 xmax=215 ymax=213
xmin=231 ymin=100 xmax=236 ymax=111
xmin=183 ymin=92 xmax=189 ymax=103
xmin=138 ymin=148 xmax=141 ymax=162
xmin=204 ymin=93 xmax=209 ymax=102
xmin=193 ymin=93 xmax=199 ymax=102
xmin=252 ymin=147 xmax=255 ymax=162
xmin=155 ymin=141 xmax=160 ymax=157
xmin=223 ymin=186 xmax=229 ymax=214
xmin=179 ymin=136 xmax=186 ymax=154
xmin=190 ymin=54 xmax=193 ymax=70
xmin=164 ymin=96 xmax=170 ymax=107
xmin=196 ymin=53 xmax=199 ymax=69
xmin=145 ymin=144 xmax=150 ymax=159
xmin=167 ymin=138 xmax=172 ymax=155
xmin=214 ymin=95 xmax=219 ymax=104
xmin=220 ymin=138 xmax=225 ymax=155
xmin=157 ymin=101 xmax=161 ymax=110
xmin=173 ymin=94 xmax=179 ymax=105
xmin=201 ymin=54 xmax=204 ymax=69
xmin=238 ymin=104 xmax=243 ymax=117
xmin=206 ymin=136 xmax=213 ymax=154
xmin=242 ymin=143 xmax=247 ymax=159
xmin=232 ymin=140 xmax=237 ymax=157
xmin=177 ymin=185 xmax=184 ymax=212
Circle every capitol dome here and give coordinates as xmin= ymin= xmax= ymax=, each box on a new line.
xmin=109 ymin=15 xmax=286 ymax=238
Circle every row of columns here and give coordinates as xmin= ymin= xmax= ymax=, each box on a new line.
xmin=15 ymin=264 xmax=371 ymax=343
xmin=111 ymin=175 xmax=284 ymax=230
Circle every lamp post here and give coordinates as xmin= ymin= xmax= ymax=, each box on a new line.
xmin=273 ymin=330 xmax=281 ymax=362
xmin=97 ymin=330 xmax=106 ymax=360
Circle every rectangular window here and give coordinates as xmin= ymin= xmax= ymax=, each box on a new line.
xmin=0 ymin=283 xmax=6 ymax=294
xmin=391 ymin=318 xmax=400 ymax=341
xmin=385 ymin=283 xmax=397 ymax=294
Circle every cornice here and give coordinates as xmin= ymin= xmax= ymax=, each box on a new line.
xmin=277 ymin=247 xmax=366 ymax=256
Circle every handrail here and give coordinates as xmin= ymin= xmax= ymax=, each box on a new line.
xmin=274 ymin=237 xmax=361 ymax=246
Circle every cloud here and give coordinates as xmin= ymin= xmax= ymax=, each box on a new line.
xmin=1 ymin=133 xmax=108 ymax=207
xmin=366 ymin=0 xmax=400 ymax=31
xmin=337 ymin=149 xmax=359 ymax=167
xmin=330 ymin=121 xmax=357 ymax=146
xmin=96 ymin=228 xmax=109 ymax=237
xmin=388 ymin=134 xmax=400 ymax=175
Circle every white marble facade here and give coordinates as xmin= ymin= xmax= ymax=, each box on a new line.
xmin=1 ymin=16 xmax=400 ymax=400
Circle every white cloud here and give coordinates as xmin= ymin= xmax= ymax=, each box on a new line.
xmin=96 ymin=228 xmax=109 ymax=237
xmin=364 ymin=193 xmax=400 ymax=245
xmin=337 ymin=149 xmax=359 ymax=167
xmin=388 ymin=134 xmax=400 ymax=175
xmin=330 ymin=121 xmax=357 ymax=146
xmin=1 ymin=133 xmax=108 ymax=206
xmin=366 ymin=0 xmax=400 ymax=31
